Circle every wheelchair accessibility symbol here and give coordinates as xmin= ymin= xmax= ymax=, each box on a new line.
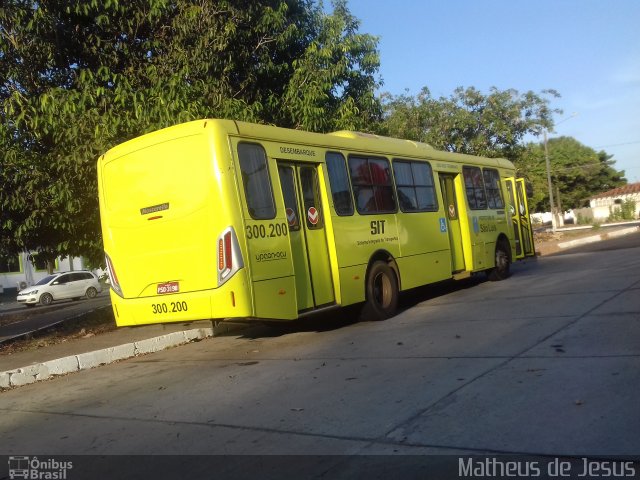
xmin=439 ymin=218 xmax=447 ymax=233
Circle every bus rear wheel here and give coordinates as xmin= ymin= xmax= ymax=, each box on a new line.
xmin=487 ymin=240 xmax=511 ymax=281
xmin=361 ymin=261 xmax=399 ymax=321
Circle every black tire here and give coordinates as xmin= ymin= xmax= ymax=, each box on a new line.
xmin=361 ymin=261 xmax=399 ymax=321
xmin=40 ymin=292 xmax=54 ymax=306
xmin=86 ymin=287 xmax=98 ymax=299
xmin=487 ymin=240 xmax=511 ymax=281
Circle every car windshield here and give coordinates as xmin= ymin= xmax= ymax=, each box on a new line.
xmin=35 ymin=275 xmax=58 ymax=286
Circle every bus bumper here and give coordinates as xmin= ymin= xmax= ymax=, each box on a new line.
xmin=109 ymin=270 xmax=252 ymax=327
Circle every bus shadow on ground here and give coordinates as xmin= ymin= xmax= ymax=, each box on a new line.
xmin=237 ymin=275 xmax=487 ymax=339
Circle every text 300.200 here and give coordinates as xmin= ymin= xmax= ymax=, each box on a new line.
xmin=152 ymin=301 xmax=188 ymax=314
xmin=246 ymin=223 xmax=288 ymax=239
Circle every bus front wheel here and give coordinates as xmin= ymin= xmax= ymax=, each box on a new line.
xmin=361 ymin=261 xmax=399 ymax=321
xmin=487 ymin=240 xmax=511 ymax=281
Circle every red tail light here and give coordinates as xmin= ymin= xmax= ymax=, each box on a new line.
xmin=224 ymin=232 xmax=232 ymax=270
xmin=217 ymin=227 xmax=243 ymax=285
xmin=105 ymin=253 xmax=123 ymax=296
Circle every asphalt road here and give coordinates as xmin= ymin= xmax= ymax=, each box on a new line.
xmin=0 ymin=293 xmax=111 ymax=343
xmin=1 ymin=233 xmax=639 ymax=479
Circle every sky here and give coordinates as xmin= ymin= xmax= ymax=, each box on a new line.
xmin=343 ymin=0 xmax=640 ymax=183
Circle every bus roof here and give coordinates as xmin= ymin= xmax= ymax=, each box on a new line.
xmin=101 ymin=118 xmax=515 ymax=172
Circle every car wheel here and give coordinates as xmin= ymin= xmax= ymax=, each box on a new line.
xmin=86 ymin=287 xmax=98 ymax=299
xmin=40 ymin=292 xmax=54 ymax=306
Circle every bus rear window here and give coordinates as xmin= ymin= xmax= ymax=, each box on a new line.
xmin=238 ymin=143 xmax=276 ymax=219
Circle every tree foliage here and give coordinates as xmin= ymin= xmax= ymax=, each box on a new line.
xmin=0 ymin=0 xmax=381 ymax=266
xmin=517 ymin=137 xmax=626 ymax=211
xmin=377 ymin=86 xmax=561 ymax=161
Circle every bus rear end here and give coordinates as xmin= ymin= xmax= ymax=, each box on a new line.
xmin=98 ymin=120 xmax=251 ymax=326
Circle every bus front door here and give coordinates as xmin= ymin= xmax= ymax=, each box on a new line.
xmin=438 ymin=174 xmax=466 ymax=272
xmin=505 ymin=177 xmax=535 ymax=258
xmin=278 ymin=163 xmax=335 ymax=312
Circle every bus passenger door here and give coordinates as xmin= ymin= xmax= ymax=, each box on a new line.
xmin=516 ymin=178 xmax=535 ymax=256
xmin=277 ymin=163 xmax=335 ymax=311
xmin=438 ymin=174 xmax=466 ymax=272
xmin=505 ymin=177 xmax=535 ymax=258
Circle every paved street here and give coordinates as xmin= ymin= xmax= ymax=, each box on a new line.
xmin=1 ymin=233 xmax=639 ymax=478
xmin=0 ymin=292 xmax=111 ymax=343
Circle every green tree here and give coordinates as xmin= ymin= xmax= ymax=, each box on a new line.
xmin=1 ymin=0 xmax=381 ymax=267
xmin=377 ymin=86 xmax=561 ymax=161
xmin=517 ymin=137 xmax=626 ymax=211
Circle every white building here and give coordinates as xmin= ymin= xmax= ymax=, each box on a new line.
xmin=589 ymin=182 xmax=640 ymax=221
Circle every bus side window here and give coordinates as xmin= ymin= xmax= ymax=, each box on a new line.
xmin=482 ymin=168 xmax=505 ymax=209
xmin=325 ymin=152 xmax=354 ymax=216
xmin=237 ymin=143 xmax=276 ymax=220
xmin=393 ymin=160 xmax=438 ymax=212
xmin=463 ymin=166 xmax=487 ymax=210
xmin=348 ymin=155 xmax=396 ymax=214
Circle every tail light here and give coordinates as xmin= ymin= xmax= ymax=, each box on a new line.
xmin=217 ymin=227 xmax=243 ymax=285
xmin=105 ymin=253 xmax=123 ymax=297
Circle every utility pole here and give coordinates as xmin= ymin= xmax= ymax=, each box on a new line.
xmin=544 ymin=130 xmax=557 ymax=232
xmin=544 ymin=113 xmax=577 ymax=232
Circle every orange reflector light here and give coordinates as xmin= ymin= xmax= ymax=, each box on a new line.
xmin=218 ymin=239 xmax=224 ymax=270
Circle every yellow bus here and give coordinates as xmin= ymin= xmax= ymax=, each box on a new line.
xmin=97 ymin=119 xmax=535 ymax=327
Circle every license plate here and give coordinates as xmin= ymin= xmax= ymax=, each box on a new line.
xmin=157 ymin=281 xmax=179 ymax=294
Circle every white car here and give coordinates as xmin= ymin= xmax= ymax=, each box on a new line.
xmin=17 ymin=271 xmax=102 ymax=307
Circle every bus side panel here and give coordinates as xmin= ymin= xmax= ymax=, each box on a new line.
xmin=330 ymin=213 xmax=401 ymax=280
xmin=230 ymin=138 xmax=298 ymax=319
xmin=395 ymin=211 xmax=451 ymax=289
xmin=252 ymin=277 xmax=298 ymax=320
xmin=338 ymin=264 xmax=368 ymax=306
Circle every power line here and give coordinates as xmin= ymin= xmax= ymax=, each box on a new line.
xmin=593 ymin=140 xmax=640 ymax=149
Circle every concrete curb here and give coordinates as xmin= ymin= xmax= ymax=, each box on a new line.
xmin=0 ymin=321 xmax=249 ymax=390
xmin=557 ymin=226 xmax=639 ymax=249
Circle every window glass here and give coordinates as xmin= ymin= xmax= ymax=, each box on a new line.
xmin=0 ymin=254 xmax=20 ymax=274
xmin=393 ymin=162 xmax=413 ymax=185
xmin=412 ymin=162 xmax=433 ymax=186
xmin=348 ymin=156 xmax=396 ymax=214
xmin=483 ymin=169 xmax=505 ymax=209
xmin=35 ymin=275 xmax=56 ymax=286
xmin=348 ymin=157 xmax=371 ymax=185
xmin=463 ymin=166 xmax=487 ymax=209
xmin=325 ymin=152 xmax=353 ymax=215
xmin=238 ymin=143 xmax=276 ymax=219
xmin=300 ymin=167 xmax=323 ymax=229
xmin=277 ymin=166 xmax=300 ymax=231
xmin=393 ymin=160 xmax=437 ymax=212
